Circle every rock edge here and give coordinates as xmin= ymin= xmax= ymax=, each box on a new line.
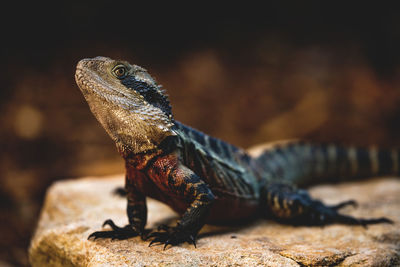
xmin=29 ymin=175 xmax=400 ymax=266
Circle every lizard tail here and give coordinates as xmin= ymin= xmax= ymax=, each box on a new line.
xmin=252 ymin=141 xmax=399 ymax=187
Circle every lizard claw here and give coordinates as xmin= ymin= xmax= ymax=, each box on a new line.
xmin=147 ymin=226 xmax=197 ymax=249
xmin=329 ymin=200 xmax=358 ymax=210
xmin=103 ymin=219 xmax=119 ymax=229
xmin=335 ymin=214 xmax=393 ymax=227
xmin=189 ymin=234 xmax=197 ymax=248
xmin=88 ymin=230 xmax=114 ymax=240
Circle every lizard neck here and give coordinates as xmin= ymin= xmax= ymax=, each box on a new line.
xmin=81 ymin=87 xmax=176 ymax=154
xmin=117 ymin=135 xmax=179 ymax=160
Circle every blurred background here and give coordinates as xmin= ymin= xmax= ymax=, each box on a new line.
xmin=1 ymin=2 xmax=400 ymax=266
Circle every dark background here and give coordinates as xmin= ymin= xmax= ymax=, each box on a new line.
xmin=1 ymin=2 xmax=400 ymax=266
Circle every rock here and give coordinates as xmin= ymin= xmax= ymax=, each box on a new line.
xmin=29 ymin=175 xmax=400 ymax=266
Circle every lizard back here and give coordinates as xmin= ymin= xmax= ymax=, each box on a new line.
xmin=173 ymin=122 xmax=260 ymax=200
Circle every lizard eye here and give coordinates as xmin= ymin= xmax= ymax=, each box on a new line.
xmin=112 ymin=64 xmax=128 ymax=79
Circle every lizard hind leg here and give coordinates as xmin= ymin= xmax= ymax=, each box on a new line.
xmin=261 ymin=183 xmax=393 ymax=226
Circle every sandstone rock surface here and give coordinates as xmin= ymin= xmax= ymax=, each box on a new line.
xmin=29 ymin=175 xmax=400 ymax=266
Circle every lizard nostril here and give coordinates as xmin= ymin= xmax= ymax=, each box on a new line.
xmin=76 ymin=59 xmax=88 ymax=70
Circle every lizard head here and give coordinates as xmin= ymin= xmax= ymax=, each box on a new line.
xmin=75 ymin=56 xmax=176 ymax=154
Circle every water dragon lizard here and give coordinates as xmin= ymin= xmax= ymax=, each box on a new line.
xmin=75 ymin=56 xmax=395 ymax=249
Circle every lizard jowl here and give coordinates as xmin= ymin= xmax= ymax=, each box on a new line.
xmin=75 ymin=56 xmax=394 ymax=249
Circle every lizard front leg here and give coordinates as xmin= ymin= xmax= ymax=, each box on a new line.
xmin=148 ymin=163 xmax=215 ymax=249
xmin=88 ymin=177 xmax=147 ymax=240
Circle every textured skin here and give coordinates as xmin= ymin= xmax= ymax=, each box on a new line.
xmin=75 ymin=57 xmax=395 ymax=248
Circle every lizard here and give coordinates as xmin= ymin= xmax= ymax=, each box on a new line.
xmin=75 ymin=56 xmax=395 ymax=249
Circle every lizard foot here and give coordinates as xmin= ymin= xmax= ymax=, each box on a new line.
xmin=298 ymin=199 xmax=393 ymax=226
xmin=88 ymin=219 xmax=143 ymax=240
xmin=147 ymin=225 xmax=197 ymax=249
xmin=263 ymin=183 xmax=393 ymax=226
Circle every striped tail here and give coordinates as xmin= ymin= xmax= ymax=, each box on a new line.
xmin=252 ymin=141 xmax=400 ymax=187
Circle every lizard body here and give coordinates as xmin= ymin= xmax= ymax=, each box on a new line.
xmin=75 ymin=56 xmax=394 ymax=248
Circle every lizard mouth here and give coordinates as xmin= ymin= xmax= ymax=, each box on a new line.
xmin=75 ymin=60 xmax=92 ymax=92
xmin=75 ymin=59 xmax=100 ymax=91
xmin=75 ymin=68 xmax=88 ymax=92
